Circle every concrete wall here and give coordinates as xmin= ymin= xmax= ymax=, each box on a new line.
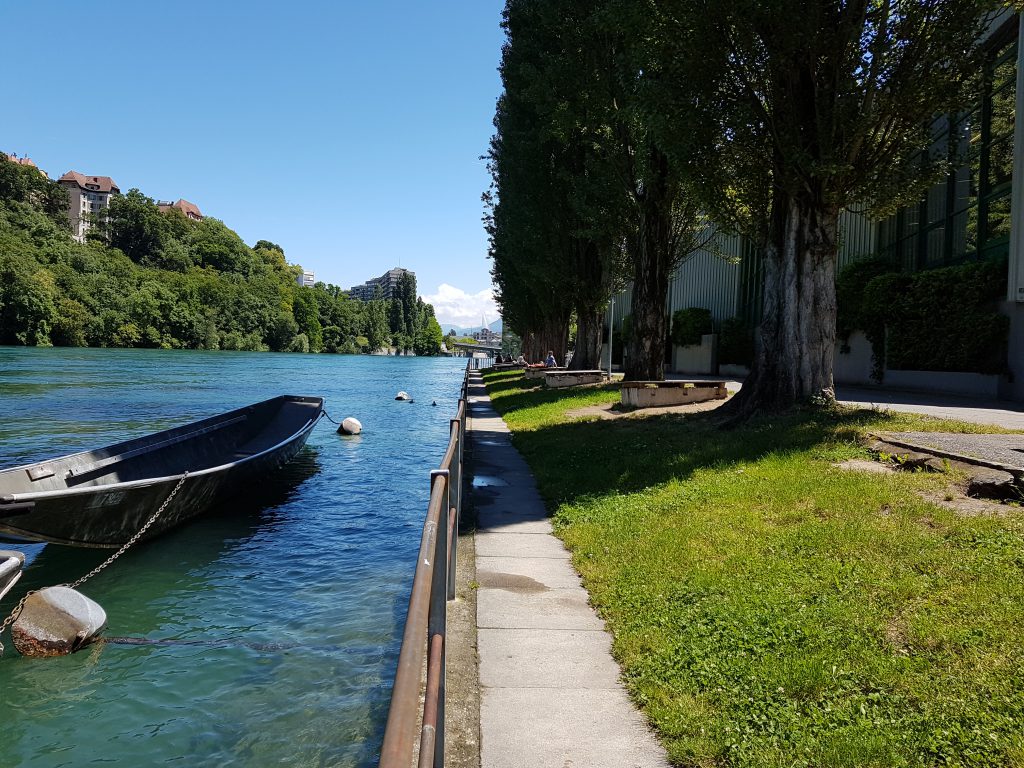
xmin=1001 ymin=301 xmax=1024 ymax=400
xmin=671 ymin=334 xmax=717 ymax=375
xmin=834 ymin=331 xmax=875 ymax=386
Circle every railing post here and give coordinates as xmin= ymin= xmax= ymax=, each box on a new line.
xmin=427 ymin=469 xmax=450 ymax=768
xmin=447 ymin=419 xmax=462 ymax=600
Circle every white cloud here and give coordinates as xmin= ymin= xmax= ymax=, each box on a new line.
xmin=424 ymin=283 xmax=498 ymax=329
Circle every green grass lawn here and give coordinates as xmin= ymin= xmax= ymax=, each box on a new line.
xmin=482 ymin=370 xmax=1024 ymax=768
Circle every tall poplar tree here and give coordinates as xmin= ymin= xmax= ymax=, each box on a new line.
xmin=649 ymin=0 xmax=1003 ymax=414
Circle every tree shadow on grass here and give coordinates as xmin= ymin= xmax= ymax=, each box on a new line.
xmin=481 ymin=370 xmax=544 ymax=396
xmin=502 ymin=401 xmax=906 ymax=507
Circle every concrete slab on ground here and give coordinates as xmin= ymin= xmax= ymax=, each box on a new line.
xmin=476 ymin=513 xmax=554 ymax=534
xmin=481 ymin=688 xmax=670 ymax=768
xmin=476 ymin=531 xmax=570 ymax=559
xmin=476 ymin=556 xmax=582 ymax=589
xmin=874 ymin=432 xmax=1024 ymax=474
xmin=466 ymin=369 xmax=670 ymax=768
xmin=478 ymin=628 xmax=620 ymax=688
xmin=477 ymin=586 xmax=604 ymax=630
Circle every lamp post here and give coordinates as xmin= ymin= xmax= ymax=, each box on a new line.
xmin=608 ymin=297 xmax=615 ymax=379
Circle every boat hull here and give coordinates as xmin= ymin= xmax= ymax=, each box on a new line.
xmin=0 ymin=396 xmax=322 ymax=548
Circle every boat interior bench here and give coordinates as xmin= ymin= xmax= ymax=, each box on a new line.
xmin=621 ymin=380 xmax=728 ymax=407
xmin=544 ymin=370 xmax=608 ymax=388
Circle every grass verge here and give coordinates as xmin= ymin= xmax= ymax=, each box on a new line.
xmin=482 ymin=369 xmax=1024 ymax=768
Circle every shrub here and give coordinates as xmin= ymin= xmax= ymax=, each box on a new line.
xmin=718 ymin=317 xmax=755 ymax=366
xmin=670 ymin=307 xmax=713 ymax=348
xmin=836 ymin=257 xmax=1009 ymax=379
xmin=835 ymin=256 xmax=896 ymax=345
xmin=878 ymin=259 xmax=1009 ymax=374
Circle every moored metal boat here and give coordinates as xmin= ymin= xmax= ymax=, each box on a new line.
xmin=0 ymin=395 xmax=324 ymax=548
xmin=0 ymin=550 xmax=24 ymax=600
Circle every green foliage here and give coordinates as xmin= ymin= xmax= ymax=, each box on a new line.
xmin=835 ymin=257 xmax=895 ymax=347
xmin=718 ymin=317 xmax=755 ymax=366
xmin=837 ymin=258 xmax=1009 ymax=378
xmin=414 ymin=316 xmax=444 ymax=356
xmin=865 ymin=260 xmax=1009 ymax=375
xmin=0 ymin=154 xmax=68 ymax=227
xmin=0 ymin=161 xmax=442 ymax=356
xmin=670 ymin=307 xmax=712 ymax=348
xmin=483 ymin=370 xmax=1024 ymax=766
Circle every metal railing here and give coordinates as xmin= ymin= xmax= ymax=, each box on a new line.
xmin=379 ymin=362 xmax=470 ymax=768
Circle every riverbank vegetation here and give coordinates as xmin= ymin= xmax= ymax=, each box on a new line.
xmin=486 ymin=0 xmax=1000 ymax=411
xmin=0 ymin=155 xmax=443 ymax=355
xmin=483 ymin=370 xmax=1024 ymax=766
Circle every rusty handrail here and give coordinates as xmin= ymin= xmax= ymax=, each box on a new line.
xmin=379 ymin=361 xmax=470 ymax=768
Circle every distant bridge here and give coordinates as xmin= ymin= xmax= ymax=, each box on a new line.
xmin=448 ymin=341 xmax=501 ymax=356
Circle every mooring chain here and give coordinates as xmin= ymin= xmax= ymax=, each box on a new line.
xmin=0 ymin=471 xmax=189 ymax=657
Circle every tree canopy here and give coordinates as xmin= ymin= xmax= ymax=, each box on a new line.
xmin=487 ymin=0 xmax=1007 ymax=404
xmin=0 ymin=154 xmax=443 ymax=356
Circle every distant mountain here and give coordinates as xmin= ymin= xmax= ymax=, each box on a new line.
xmin=443 ymin=319 xmax=503 ymax=337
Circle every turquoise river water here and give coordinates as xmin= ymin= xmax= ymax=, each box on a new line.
xmin=0 ymin=347 xmax=468 ymax=767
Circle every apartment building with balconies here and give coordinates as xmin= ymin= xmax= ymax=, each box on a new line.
xmin=58 ymin=171 xmax=120 ymax=242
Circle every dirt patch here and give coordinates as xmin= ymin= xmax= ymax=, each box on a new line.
xmin=918 ymin=489 xmax=1018 ymax=518
xmin=833 ymin=459 xmax=896 ymax=475
xmin=836 ymin=457 xmax=1020 ymax=518
xmin=565 ymin=398 xmax=728 ymax=421
xmin=884 ymin=617 xmax=910 ymax=656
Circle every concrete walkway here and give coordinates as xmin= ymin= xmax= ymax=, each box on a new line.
xmin=662 ymin=372 xmax=1024 ymax=429
xmin=465 ymin=371 xmax=669 ymax=768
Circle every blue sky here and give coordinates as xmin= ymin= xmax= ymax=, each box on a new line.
xmin=4 ymin=1 xmax=505 ymax=327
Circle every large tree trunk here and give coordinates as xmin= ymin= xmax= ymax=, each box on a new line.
xmin=624 ymin=148 xmax=675 ymax=382
xmin=523 ymin=315 xmax=570 ymax=365
xmin=725 ymin=192 xmax=839 ymax=419
xmin=570 ymin=303 xmax=604 ymax=370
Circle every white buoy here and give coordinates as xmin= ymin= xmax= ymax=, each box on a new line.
xmin=395 ymin=391 xmax=410 ymax=401
xmin=338 ymin=417 xmax=362 ymax=435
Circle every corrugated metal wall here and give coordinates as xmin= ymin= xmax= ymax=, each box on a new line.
xmin=666 ymin=233 xmax=743 ymax=322
xmin=608 ymin=208 xmax=879 ymax=332
xmin=837 ymin=206 xmax=878 ymax=270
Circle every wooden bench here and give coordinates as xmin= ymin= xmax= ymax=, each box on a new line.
xmin=621 ymin=380 xmax=727 ymax=407
xmin=544 ymin=370 xmax=607 ymax=388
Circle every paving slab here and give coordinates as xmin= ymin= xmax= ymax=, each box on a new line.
xmin=477 ymin=587 xmax=604 ymax=630
xmin=467 ymin=369 xmax=670 ymax=768
xmin=481 ymin=688 xmax=670 ymax=768
xmin=476 ymin=531 xmax=570 ymax=559
xmin=478 ymin=628 xmax=620 ymax=688
xmin=476 ymin=556 xmax=582 ymax=589
xmin=877 ymin=431 xmax=1024 ymax=473
xmin=476 ymin=513 xmax=553 ymax=534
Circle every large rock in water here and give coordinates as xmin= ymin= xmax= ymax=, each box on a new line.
xmin=12 ymin=586 xmax=107 ymax=657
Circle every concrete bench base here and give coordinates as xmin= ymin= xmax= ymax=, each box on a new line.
xmin=545 ymin=370 xmax=607 ymax=388
xmin=621 ymin=381 xmax=727 ymax=407
xmin=524 ymin=367 xmax=564 ymax=380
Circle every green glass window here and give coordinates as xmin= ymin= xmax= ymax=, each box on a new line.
xmin=877 ymin=22 xmax=1017 ymax=271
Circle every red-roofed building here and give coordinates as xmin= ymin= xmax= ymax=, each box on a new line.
xmin=5 ymin=153 xmax=45 ymax=175
xmin=58 ymin=171 xmax=120 ymax=242
xmin=156 ymin=198 xmax=203 ymax=222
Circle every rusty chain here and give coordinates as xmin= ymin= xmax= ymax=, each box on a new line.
xmin=0 ymin=471 xmax=189 ymax=657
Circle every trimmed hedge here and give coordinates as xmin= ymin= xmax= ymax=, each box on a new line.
xmin=836 ymin=257 xmax=1009 ymax=378
xmin=670 ymin=307 xmax=713 ymax=347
